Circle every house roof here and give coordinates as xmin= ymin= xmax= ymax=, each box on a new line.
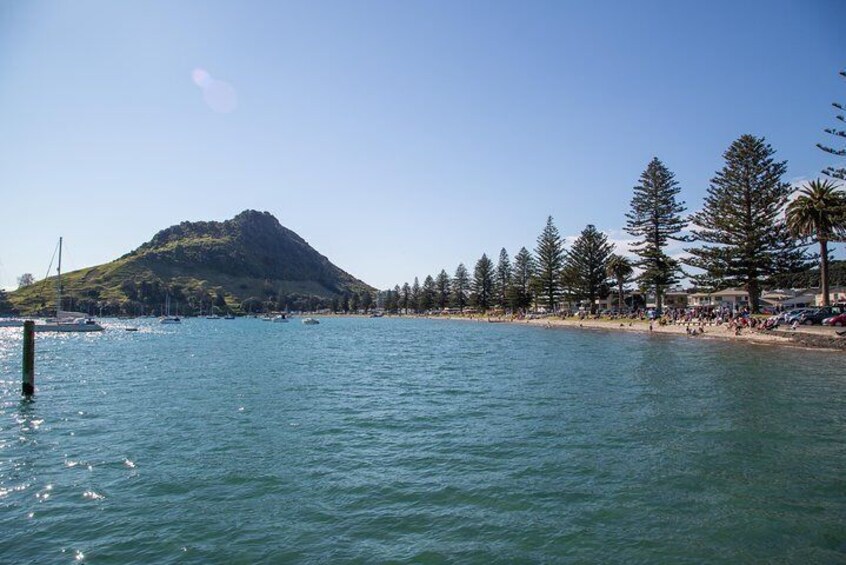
xmin=710 ymin=288 xmax=748 ymax=297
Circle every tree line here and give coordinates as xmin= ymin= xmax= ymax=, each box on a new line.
xmin=387 ymin=132 xmax=846 ymax=315
xmin=385 ymin=71 xmax=846 ymax=315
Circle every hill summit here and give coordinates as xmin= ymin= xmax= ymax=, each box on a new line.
xmin=11 ymin=210 xmax=374 ymax=315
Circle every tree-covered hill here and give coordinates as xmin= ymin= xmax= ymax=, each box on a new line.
xmin=10 ymin=210 xmax=374 ymax=315
xmin=769 ymin=259 xmax=846 ymax=290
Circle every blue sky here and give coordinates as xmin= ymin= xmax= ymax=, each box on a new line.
xmin=1 ymin=0 xmax=844 ymax=291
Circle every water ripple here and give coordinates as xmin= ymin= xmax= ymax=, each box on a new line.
xmin=0 ymin=317 xmax=844 ymax=562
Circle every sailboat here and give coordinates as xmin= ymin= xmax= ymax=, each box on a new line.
xmin=206 ymin=305 xmax=220 ymax=320
xmin=34 ymin=237 xmax=105 ymax=333
xmin=160 ymin=295 xmax=181 ymax=324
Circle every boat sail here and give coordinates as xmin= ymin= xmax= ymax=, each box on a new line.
xmin=34 ymin=237 xmax=104 ymax=333
xmin=160 ymin=295 xmax=181 ymax=324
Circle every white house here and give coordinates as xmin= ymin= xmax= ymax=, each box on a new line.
xmin=816 ymin=286 xmax=846 ymax=306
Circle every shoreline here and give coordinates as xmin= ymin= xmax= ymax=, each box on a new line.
xmin=428 ymin=314 xmax=846 ymax=352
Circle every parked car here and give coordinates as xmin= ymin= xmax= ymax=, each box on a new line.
xmin=799 ymin=307 xmax=836 ymax=326
xmin=822 ymin=312 xmax=846 ymax=327
xmin=782 ymin=308 xmax=816 ymax=325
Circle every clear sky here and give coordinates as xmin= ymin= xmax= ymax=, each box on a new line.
xmin=1 ymin=0 xmax=844 ymax=291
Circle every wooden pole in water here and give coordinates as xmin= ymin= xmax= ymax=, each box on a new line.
xmin=22 ymin=321 xmax=35 ymax=397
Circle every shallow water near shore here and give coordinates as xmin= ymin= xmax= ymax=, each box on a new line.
xmin=1 ymin=317 xmax=844 ymax=562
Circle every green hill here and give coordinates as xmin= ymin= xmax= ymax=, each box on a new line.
xmin=10 ymin=210 xmax=374 ymax=315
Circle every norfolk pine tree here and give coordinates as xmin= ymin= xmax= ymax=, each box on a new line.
xmin=452 ymin=263 xmax=470 ymax=312
xmin=509 ymin=247 xmax=535 ymax=312
xmin=472 ymin=254 xmax=495 ymax=311
xmin=625 ymin=158 xmax=687 ymax=314
xmin=817 ymin=69 xmax=846 ymax=181
xmin=420 ymin=275 xmax=436 ymax=312
xmin=400 ymin=282 xmax=411 ymax=314
xmin=534 ymin=216 xmax=564 ymax=312
xmin=435 ymin=270 xmax=451 ymax=310
xmin=495 ymin=248 xmax=512 ymax=310
xmin=410 ymin=277 xmax=421 ymax=313
xmin=685 ymin=135 xmax=809 ymax=313
xmin=563 ymin=225 xmax=614 ymax=314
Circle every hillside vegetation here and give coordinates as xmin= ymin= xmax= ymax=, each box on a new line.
xmin=10 ymin=210 xmax=373 ymax=315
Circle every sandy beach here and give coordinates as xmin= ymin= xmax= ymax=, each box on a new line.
xmin=437 ymin=314 xmax=846 ymax=351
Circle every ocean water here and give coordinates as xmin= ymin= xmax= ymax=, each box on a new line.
xmin=0 ymin=317 xmax=844 ymax=563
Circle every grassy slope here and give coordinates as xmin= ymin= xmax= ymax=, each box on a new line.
xmin=10 ymin=232 xmax=373 ymax=314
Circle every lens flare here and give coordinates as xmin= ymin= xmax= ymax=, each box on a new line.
xmin=191 ymin=68 xmax=212 ymax=88
xmin=191 ymin=68 xmax=238 ymax=113
xmin=203 ymin=80 xmax=238 ymax=113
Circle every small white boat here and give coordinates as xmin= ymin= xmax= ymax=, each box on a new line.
xmin=301 ymin=317 xmax=319 ymax=325
xmin=272 ymin=314 xmax=289 ymax=323
xmin=224 ymin=314 xmax=235 ymax=320
xmin=35 ymin=317 xmax=104 ymax=333
xmin=35 ymin=238 xmax=105 ymax=333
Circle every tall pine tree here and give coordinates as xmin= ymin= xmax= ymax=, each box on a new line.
xmin=563 ymin=225 xmax=614 ymax=313
xmin=452 ymin=263 xmax=470 ymax=312
xmin=495 ymin=248 xmax=512 ymax=310
xmin=534 ymin=216 xmax=564 ymax=312
xmin=435 ymin=269 xmax=451 ymax=310
xmin=400 ymin=282 xmax=411 ymax=314
xmin=410 ymin=277 xmax=421 ymax=313
xmin=686 ymin=135 xmax=809 ymax=313
xmin=509 ymin=247 xmax=535 ymax=312
xmin=817 ymin=69 xmax=846 ymax=181
xmin=472 ymin=254 xmax=495 ymax=311
xmin=624 ymin=157 xmax=687 ymax=313
xmin=420 ymin=275 xmax=436 ymax=312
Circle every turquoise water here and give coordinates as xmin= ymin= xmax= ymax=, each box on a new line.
xmin=0 ymin=317 xmax=844 ymax=563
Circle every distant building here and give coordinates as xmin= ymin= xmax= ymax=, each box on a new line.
xmin=687 ymin=287 xmax=819 ymax=311
xmin=687 ymin=288 xmax=749 ymax=310
xmin=687 ymin=291 xmax=715 ymax=308
xmin=816 ymin=286 xmax=846 ymax=306
xmin=763 ymin=289 xmax=817 ymax=309
xmin=663 ymin=290 xmax=689 ymax=309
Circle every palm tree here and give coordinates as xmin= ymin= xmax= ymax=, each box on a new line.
xmin=605 ymin=254 xmax=634 ymax=313
xmin=786 ymin=179 xmax=846 ymax=306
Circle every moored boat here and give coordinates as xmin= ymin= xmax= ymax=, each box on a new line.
xmin=34 ymin=317 xmax=105 ymax=333
xmin=160 ymin=295 xmax=181 ymax=324
xmin=36 ymin=238 xmax=105 ymax=333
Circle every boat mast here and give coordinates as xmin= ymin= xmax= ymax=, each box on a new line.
xmin=56 ymin=237 xmax=63 ymax=318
